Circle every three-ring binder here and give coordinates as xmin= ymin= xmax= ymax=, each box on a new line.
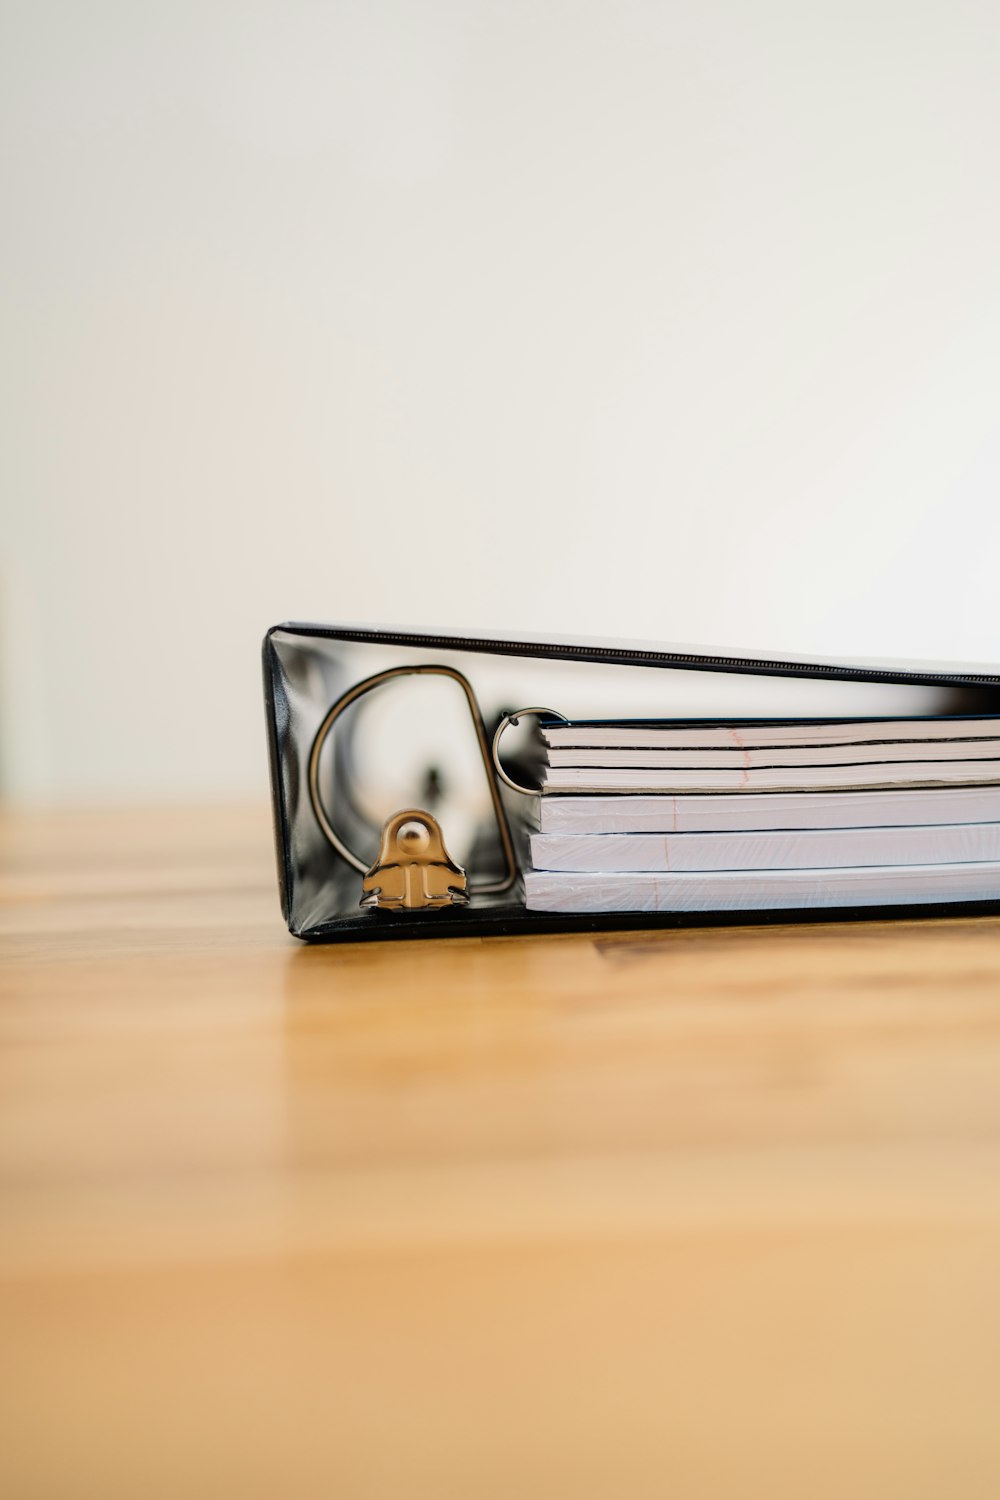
xmin=263 ymin=622 xmax=1000 ymax=942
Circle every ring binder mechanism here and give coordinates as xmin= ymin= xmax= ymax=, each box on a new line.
xmin=361 ymin=810 xmax=469 ymax=911
xmin=306 ymin=662 xmax=518 ymax=909
xmin=263 ymin=623 xmax=1000 ymax=942
xmin=492 ymin=707 xmax=567 ymax=795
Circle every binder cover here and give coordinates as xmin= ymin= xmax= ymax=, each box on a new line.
xmin=263 ymin=623 xmax=1000 ymax=943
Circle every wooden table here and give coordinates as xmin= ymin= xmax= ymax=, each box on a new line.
xmin=2 ymin=806 xmax=1000 ymax=1498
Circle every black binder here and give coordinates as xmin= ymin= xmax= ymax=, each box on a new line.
xmin=263 ymin=622 xmax=1000 ymax=943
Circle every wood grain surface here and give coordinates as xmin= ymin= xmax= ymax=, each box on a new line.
xmin=2 ymin=805 xmax=1000 ymax=1499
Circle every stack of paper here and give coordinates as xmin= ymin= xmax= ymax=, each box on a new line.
xmin=523 ymin=718 xmax=1000 ymax=912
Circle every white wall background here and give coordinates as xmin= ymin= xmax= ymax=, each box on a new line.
xmin=2 ymin=0 xmax=999 ymax=803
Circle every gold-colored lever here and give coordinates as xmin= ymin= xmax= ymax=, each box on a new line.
xmin=360 ymin=809 xmax=469 ymax=911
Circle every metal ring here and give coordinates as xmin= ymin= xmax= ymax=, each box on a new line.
xmin=491 ymin=707 xmax=569 ymax=795
xmin=307 ymin=664 xmax=519 ymax=894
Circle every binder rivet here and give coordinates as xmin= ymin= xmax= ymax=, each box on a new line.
xmin=361 ymin=809 xmax=470 ymax=912
xmin=395 ymin=819 xmax=432 ymax=856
